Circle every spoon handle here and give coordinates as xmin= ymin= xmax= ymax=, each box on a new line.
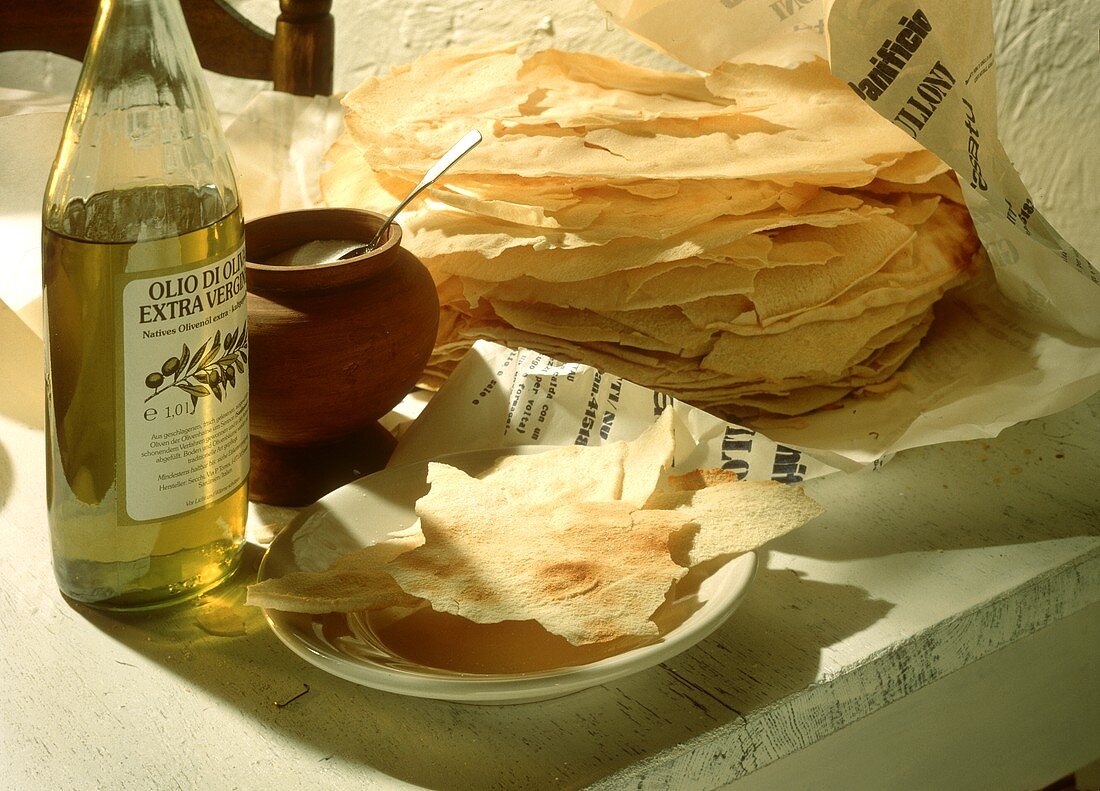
xmin=369 ymin=129 xmax=483 ymax=249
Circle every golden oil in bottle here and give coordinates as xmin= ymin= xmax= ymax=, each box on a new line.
xmin=43 ymin=0 xmax=250 ymax=609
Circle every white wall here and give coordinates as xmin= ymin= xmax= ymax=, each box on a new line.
xmin=0 ymin=0 xmax=1095 ymax=260
xmin=989 ymin=0 xmax=1099 ymax=264
xmin=230 ymin=0 xmax=685 ymax=88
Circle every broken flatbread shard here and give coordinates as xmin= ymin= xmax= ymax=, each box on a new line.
xmin=387 ymin=463 xmax=690 ymax=645
xmin=245 ymin=530 xmax=425 ymax=614
xmin=666 ymin=468 xmax=743 ymax=490
xmin=621 ymin=408 xmax=677 ymax=506
xmin=652 ymin=478 xmax=825 ymax=566
xmin=478 ymin=403 xmax=675 ymax=508
xmin=478 ymin=441 xmax=626 ymax=503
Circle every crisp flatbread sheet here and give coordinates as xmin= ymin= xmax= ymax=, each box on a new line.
xmin=387 ymin=463 xmax=690 ymax=645
xmin=654 ymin=479 xmax=826 ymax=566
xmin=245 ymin=530 xmax=424 ymax=614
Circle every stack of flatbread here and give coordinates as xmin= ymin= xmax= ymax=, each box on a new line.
xmin=322 ymin=44 xmax=982 ymax=418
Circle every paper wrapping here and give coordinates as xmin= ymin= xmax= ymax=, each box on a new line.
xmin=222 ymin=92 xmax=346 ymax=219
xmin=575 ymin=0 xmax=1100 ymax=465
xmin=390 ymin=341 xmax=840 ymax=481
xmin=0 ymin=89 xmax=346 ymax=337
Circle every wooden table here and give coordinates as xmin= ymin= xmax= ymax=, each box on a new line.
xmin=2 ymin=288 xmax=1097 ymax=789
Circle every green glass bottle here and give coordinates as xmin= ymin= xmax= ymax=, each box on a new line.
xmin=42 ymin=0 xmax=250 ymax=609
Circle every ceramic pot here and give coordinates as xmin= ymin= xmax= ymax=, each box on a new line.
xmin=244 ymin=208 xmax=439 ymax=505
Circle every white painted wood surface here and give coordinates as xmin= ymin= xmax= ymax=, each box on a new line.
xmin=720 ymin=601 xmax=1100 ymax=791
xmin=2 ymin=291 xmax=1098 ymax=789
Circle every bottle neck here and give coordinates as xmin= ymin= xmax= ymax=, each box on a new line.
xmin=44 ymin=0 xmax=239 ymax=240
xmin=87 ymin=0 xmax=192 ymax=89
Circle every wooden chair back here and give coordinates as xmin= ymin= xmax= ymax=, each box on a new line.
xmin=0 ymin=0 xmax=334 ymax=96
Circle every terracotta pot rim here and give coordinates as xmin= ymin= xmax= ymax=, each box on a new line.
xmin=245 ymin=207 xmax=405 ymax=291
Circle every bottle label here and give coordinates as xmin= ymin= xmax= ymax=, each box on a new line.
xmin=120 ymin=244 xmax=250 ymax=521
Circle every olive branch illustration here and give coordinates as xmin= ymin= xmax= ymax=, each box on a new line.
xmin=144 ymin=327 xmax=248 ymax=405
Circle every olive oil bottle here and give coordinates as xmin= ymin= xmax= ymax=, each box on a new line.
xmin=43 ymin=0 xmax=249 ymax=609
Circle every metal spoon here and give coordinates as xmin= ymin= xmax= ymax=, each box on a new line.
xmin=339 ymin=129 xmax=483 ymax=258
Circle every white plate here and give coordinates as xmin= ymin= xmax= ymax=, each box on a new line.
xmin=257 ymin=447 xmax=757 ymax=705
